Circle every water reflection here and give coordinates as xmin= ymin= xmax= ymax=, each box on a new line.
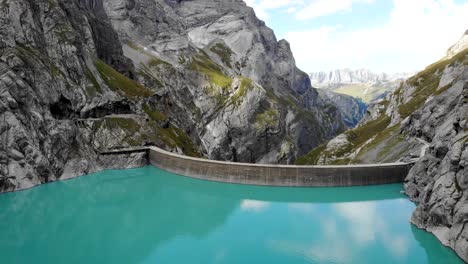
xmin=0 ymin=166 xmax=462 ymax=264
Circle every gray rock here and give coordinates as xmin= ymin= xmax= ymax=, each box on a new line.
xmin=317 ymin=89 xmax=367 ymax=127
xmin=305 ymin=32 xmax=468 ymax=260
xmin=8 ymin=149 xmax=24 ymax=161
xmin=401 ymin=55 xmax=468 ymax=261
xmin=0 ymin=0 xmax=346 ymax=193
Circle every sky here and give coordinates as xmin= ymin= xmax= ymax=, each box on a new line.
xmin=243 ymin=0 xmax=468 ymax=74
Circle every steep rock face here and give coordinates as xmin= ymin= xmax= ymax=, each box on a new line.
xmin=404 ymin=64 xmax=468 ymax=261
xmin=0 ymin=0 xmax=345 ymax=192
xmin=0 ymin=0 xmax=155 ymax=191
xmin=317 ymin=89 xmax=367 ymax=127
xmin=299 ymin=36 xmax=468 ymax=261
xmin=102 ymin=0 xmax=345 ymax=163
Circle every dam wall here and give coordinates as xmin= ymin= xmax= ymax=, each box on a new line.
xmin=146 ymin=147 xmax=413 ymax=187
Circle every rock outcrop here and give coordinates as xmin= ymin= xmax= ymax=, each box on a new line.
xmin=102 ymin=0 xmax=346 ymax=164
xmin=299 ymin=34 xmax=468 ymax=261
xmin=0 ymin=0 xmax=345 ymax=192
xmin=317 ymin=89 xmax=367 ymax=127
xmin=403 ymin=53 xmax=468 ymax=261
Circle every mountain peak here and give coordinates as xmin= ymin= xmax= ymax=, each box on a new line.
xmin=309 ymin=69 xmax=412 ymax=103
xmin=446 ymin=29 xmax=468 ymax=59
xmin=310 ymin=69 xmax=410 ymax=87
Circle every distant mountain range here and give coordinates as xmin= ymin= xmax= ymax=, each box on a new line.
xmin=310 ymin=69 xmax=412 ymax=103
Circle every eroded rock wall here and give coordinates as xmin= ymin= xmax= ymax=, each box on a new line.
xmin=0 ymin=0 xmax=345 ymax=192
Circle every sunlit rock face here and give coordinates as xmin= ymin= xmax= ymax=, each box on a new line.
xmin=0 ymin=0 xmax=345 ymax=192
xmin=102 ymin=0 xmax=346 ymax=163
xmin=403 ymin=56 xmax=468 ymax=262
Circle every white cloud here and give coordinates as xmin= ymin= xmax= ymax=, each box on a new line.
xmin=243 ymin=0 xmax=301 ymax=20
xmin=295 ymin=0 xmax=375 ymax=20
xmin=244 ymin=0 xmax=374 ymax=21
xmin=285 ymin=0 xmax=468 ymax=73
xmin=267 ymin=200 xmax=413 ymax=262
xmin=285 ymin=6 xmax=297 ymax=14
xmin=334 ymin=201 xmax=380 ymax=244
xmin=240 ymin=199 xmax=270 ymax=212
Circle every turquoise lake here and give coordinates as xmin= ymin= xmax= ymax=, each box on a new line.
xmin=0 ymin=166 xmax=463 ymax=264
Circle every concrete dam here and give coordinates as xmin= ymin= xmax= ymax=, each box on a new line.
xmin=101 ymin=146 xmax=414 ymax=187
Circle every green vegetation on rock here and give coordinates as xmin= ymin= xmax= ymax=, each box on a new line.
xmin=331 ymin=84 xmax=390 ymax=103
xmin=295 ymin=144 xmax=327 ymax=165
xmin=15 ymin=45 xmax=66 ymax=79
xmin=210 ymin=43 xmax=233 ymax=68
xmin=143 ymin=104 xmax=167 ymax=121
xmin=47 ymin=0 xmax=57 ymax=8
xmin=230 ymin=77 xmax=253 ymax=107
xmin=54 ymin=23 xmax=73 ymax=44
xmin=296 ymin=114 xmax=391 ymax=165
xmin=255 ymin=107 xmax=279 ymax=131
xmin=157 ymin=125 xmax=201 ymax=158
xmin=346 ymin=114 xmax=391 ymax=148
xmin=189 ymin=51 xmax=232 ymax=97
xmin=397 ymin=49 xmax=467 ymax=118
xmin=353 ymin=124 xmax=406 ymax=162
xmin=126 ymin=42 xmax=174 ymax=88
xmin=266 ymin=89 xmax=304 ymax=112
xmin=147 ymin=57 xmax=171 ymax=68
xmin=296 ymin=50 xmax=468 ymax=165
xmin=102 ymin=117 xmax=141 ymax=134
xmin=95 ymin=116 xmax=200 ymax=158
xmin=95 ymin=59 xmax=153 ymax=98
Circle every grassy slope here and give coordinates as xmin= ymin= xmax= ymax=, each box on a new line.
xmin=297 ymin=49 xmax=468 ymax=165
xmin=331 ymin=84 xmax=391 ymax=103
xmin=210 ymin=43 xmax=233 ymax=68
xmin=95 ymin=59 xmax=153 ymax=98
xmin=396 ymin=49 xmax=468 ymax=118
xmin=92 ymin=49 xmax=202 ymax=157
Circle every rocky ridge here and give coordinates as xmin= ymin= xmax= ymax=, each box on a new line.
xmin=447 ymin=30 xmax=468 ymax=59
xmin=298 ymin=35 xmax=468 ymax=261
xmin=0 ymin=0 xmax=345 ymax=192
xmin=310 ymin=68 xmax=411 ymax=103
xmin=310 ymin=68 xmax=408 ymax=87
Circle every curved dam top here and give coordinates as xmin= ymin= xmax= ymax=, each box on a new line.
xmin=101 ymin=146 xmax=414 ymax=187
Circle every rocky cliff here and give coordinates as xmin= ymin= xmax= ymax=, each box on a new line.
xmin=299 ymin=35 xmax=468 ymax=261
xmin=310 ymin=68 xmax=411 ymax=103
xmin=317 ymin=89 xmax=367 ymax=128
xmin=0 ymin=0 xmax=345 ymax=192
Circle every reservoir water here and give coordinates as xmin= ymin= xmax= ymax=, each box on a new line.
xmin=0 ymin=166 xmax=462 ymax=263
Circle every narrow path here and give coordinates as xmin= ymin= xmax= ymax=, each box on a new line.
xmin=415 ymin=137 xmax=430 ymax=158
